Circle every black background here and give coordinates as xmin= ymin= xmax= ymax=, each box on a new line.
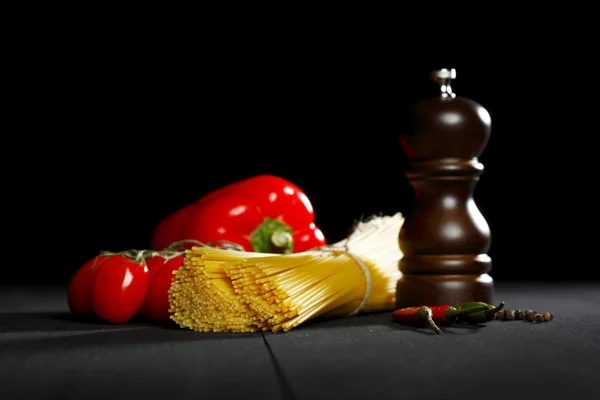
xmin=4 ymin=23 xmax=597 ymax=285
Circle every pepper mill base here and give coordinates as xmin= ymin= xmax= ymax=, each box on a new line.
xmin=395 ymin=274 xmax=495 ymax=308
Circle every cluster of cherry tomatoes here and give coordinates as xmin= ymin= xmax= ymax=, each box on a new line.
xmin=67 ymin=249 xmax=184 ymax=324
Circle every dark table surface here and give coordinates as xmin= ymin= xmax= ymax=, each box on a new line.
xmin=1 ymin=282 xmax=599 ymax=400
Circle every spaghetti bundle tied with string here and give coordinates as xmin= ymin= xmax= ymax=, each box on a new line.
xmin=168 ymin=213 xmax=404 ymax=333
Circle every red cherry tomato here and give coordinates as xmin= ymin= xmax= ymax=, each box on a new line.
xmin=92 ymin=255 xmax=150 ymax=324
xmin=67 ymin=255 xmax=110 ymax=317
xmin=145 ymin=254 xmax=171 ymax=280
xmin=137 ymin=254 xmax=172 ymax=319
xmin=144 ymin=255 xmax=184 ymax=323
xmin=292 ymin=223 xmax=327 ymax=252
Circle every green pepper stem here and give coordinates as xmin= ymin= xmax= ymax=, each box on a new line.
xmin=488 ymin=301 xmax=505 ymax=315
xmin=426 ymin=318 xmax=442 ymax=334
xmin=417 ymin=307 xmax=442 ymax=334
xmin=270 ymin=230 xmax=294 ymax=254
xmin=250 ymin=218 xmax=294 ymax=254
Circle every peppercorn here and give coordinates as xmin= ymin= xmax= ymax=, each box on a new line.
xmin=524 ymin=310 xmax=537 ymax=322
xmin=494 ymin=308 xmax=553 ymax=323
xmin=534 ymin=313 xmax=544 ymax=323
xmin=504 ymin=309 xmax=516 ymax=321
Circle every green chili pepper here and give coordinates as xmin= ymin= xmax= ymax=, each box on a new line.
xmin=455 ymin=301 xmax=505 ymax=324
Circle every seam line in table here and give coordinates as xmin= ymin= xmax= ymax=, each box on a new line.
xmin=261 ymin=332 xmax=298 ymax=400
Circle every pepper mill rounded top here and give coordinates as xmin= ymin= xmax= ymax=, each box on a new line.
xmin=400 ymin=68 xmax=492 ymax=160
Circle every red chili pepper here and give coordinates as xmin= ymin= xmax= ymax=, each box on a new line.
xmin=392 ymin=303 xmax=493 ymax=334
xmin=429 ymin=305 xmax=455 ymax=325
xmin=151 ymin=175 xmax=327 ymax=254
xmin=392 ymin=306 xmax=442 ymax=334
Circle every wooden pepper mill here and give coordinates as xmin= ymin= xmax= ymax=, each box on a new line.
xmin=396 ymin=68 xmax=494 ymax=307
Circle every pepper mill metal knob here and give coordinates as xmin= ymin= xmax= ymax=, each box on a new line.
xmin=431 ymin=68 xmax=456 ymax=98
xmin=396 ymin=68 xmax=494 ymax=308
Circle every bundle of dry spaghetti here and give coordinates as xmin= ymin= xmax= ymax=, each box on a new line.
xmin=168 ymin=213 xmax=404 ymax=333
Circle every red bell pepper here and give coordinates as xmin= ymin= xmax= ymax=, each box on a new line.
xmin=150 ymin=175 xmax=327 ymax=254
